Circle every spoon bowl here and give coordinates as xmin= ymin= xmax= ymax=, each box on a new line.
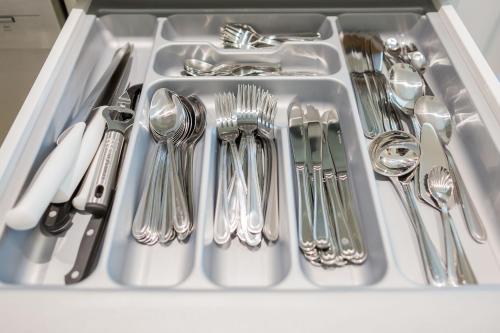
xmin=149 ymin=88 xmax=186 ymax=142
xmin=369 ymin=130 xmax=421 ymax=178
xmin=414 ymin=95 xmax=452 ymax=145
xmin=388 ymin=63 xmax=424 ymax=113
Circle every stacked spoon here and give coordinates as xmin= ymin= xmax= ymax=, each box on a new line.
xmin=132 ymin=88 xmax=206 ymax=245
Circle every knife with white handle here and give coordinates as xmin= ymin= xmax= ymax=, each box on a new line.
xmin=5 ymin=122 xmax=85 ymax=230
xmin=52 ymin=107 xmax=106 ymax=203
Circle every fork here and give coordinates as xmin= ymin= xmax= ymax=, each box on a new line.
xmin=214 ymin=93 xmax=247 ymax=245
xmin=257 ymin=93 xmax=279 ymax=241
xmin=237 ymin=85 xmax=265 ymax=236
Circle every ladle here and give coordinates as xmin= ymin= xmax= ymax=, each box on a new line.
xmin=369 ymin=131 xmax=446 ymax=286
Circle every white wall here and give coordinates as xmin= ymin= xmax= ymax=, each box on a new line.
xmin=450 ymin=0 xmax=500 ymax=79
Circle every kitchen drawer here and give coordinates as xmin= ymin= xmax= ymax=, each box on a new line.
xmin=0 ymin=1 xmax=499 ymax=332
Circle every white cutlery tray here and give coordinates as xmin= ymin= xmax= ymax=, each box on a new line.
xmin=1 ymin=5 xmax=500 ymax=332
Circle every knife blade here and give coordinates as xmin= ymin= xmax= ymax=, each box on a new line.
xmin=288 ymin=104 xmax=314 ymax=251
xmin=418 ymin=123 xmax=450 ymax=208
xmin=321 ymin=114 xmax=355 ymax=260
xmin=305 ymin=105 xmax=331 ymax=249
xmin=325 ymin=109 xmax=366 ymax=263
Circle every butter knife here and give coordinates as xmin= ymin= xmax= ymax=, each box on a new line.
xmin=305 ymin=105 xmax=331 ymax=249
xmin=322 ymin=112 xmax=355 ymax=260
xmin=288 ymin=104 xmax=314 ymax=252
xmin=418 ymin=123 xmax=450 ymax=208
xmin=326 ymin=109 xmax=366 ymax=263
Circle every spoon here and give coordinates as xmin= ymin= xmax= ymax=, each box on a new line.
xmin=369 ymin=131 xmax=446 ymax=286
xmin=149 ymin=88 xmax=191 ymax=236
xmin=184 ymin=59 xmax=234 ymax=76
xmin=387 ymin=63 xmax=424 ymax=138
xmin=427 ymin=166 xmax=477 ymax=285
xmin=414 ymin=95 xmax=486 ymax=243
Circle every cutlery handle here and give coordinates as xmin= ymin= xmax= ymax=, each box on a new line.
xmin=132 ymin=144 xmax=161 ymax=244
xmin=295 ymin=164 xmax=314 ymax=251
xmin=65 ymin=213 xmax=108 ymax=285
xmin=214 ymin=141 xmax=230 ymax=245
xmin=227 ymin=140 xmax=247 ymax=234
xmin=351 ymin=73 xmax=382 ymax=139
xmin=167 ymin=140 xmax=190 ymax=235
xmin=86 ymin=130 xmax=124 ymax=216
xmin=338 ymin=175 xmax=366 ymax=263
xmin=445 ymin=150 xmax=486 ymax=243
xmin=396 ymin=179 xmax=447 ymax=286
xmin=263 ymin=138 xmax=279 ymax=242
xmin=5 ymin=123 xmax=85 ymax=230
xmin=312 ymin=167 xmax=331 ymax=249
xmin=265 ymin=32 xmax=321 ymax=41
xmin=324 ymin=173 xmax=355 ymax=258
xmin=441 ymin=206 xmax=477 ymax=285
xmin=246 ymin=136 xmax=264 ymax=234
xmin=53 ymin=108 xmax=106 ymax=203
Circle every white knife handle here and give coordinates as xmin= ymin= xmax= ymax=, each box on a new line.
xmin=52 ymin=108 xmax=106 ymax=203
xmin=5 ymin=123 xmax=85 ymax=230
xmin=72 ymin=140 xmax=105 ymax=211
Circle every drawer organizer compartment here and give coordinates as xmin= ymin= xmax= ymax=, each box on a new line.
xmin=1 ymin=8 xmax=500 ymax=296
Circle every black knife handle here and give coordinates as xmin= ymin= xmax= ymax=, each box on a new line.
xmin=64 ymin=214 xmax=107 ymax=285
xmin=40 ymin=202 xmax=75 ymax=236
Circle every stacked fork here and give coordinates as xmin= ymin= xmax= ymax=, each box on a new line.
xmin=214 ymin=84 xmax=279 ymax=247
xmin=220 ymin=23 xmax=321 ymax=49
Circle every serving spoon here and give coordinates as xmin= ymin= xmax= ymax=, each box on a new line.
xmin=369 ymin=131 xmax=446 ymax=286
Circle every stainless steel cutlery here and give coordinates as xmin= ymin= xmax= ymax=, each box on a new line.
xmin=288 ymin=104 xmax=366 ymax=267
xmin=132 ymin=88 xmax=206 ymax=245
xmin=220 ymin=23 xmax=321 ymax=49
xmin=345 ymin=32 xmax=483 ymax=286
xmin=213 ymin=84 xmax=279 ymax=247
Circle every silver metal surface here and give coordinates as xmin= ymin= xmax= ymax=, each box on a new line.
xmin=369 ymin=131 xmax=446 ymax=286
xmin=418 ymin=123 xmax=450 ymax=209
xmin=427 ymin=166 xmax=477 ymax=286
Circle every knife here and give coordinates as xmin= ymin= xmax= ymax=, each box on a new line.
xmin=40 ymin=44 xmax=134 ymax=235
xmin=418 ymin=123 xmax=450 ymax=208
xmin=305 ymin=105 xmax=331 ymax=250
xmin=288 ymin=104 xmax=314 ymax=252
xmin=321 ymin=111 xmax=355 ymax=260
xmin=326 ymin=109 xmax=366 ymax=264
xmin=65 ymin=84 xmax=141 ymax=285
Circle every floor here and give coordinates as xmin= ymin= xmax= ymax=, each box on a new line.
xmin=0 ymin=49 xmax=49 ymax=144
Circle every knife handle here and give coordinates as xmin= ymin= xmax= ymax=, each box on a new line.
xmin=295 ymin=164 xmax=314 ymax=251
xmin=312 ymin=167 xmax=331 ymax=249
xmin=5 ymin=123 xmax=85 ymax=230
xmin=324 ymin=173 xmax=355 ymax=259
xmin=445 ymin=150 xmax=486 ymax=243
xmin=65 ymin=213 xmax=108 ymax=285
xmin=338 ymin=174 xmax=366 ymax=263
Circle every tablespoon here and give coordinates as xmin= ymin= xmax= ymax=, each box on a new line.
xmin=414 ymin=96 xmax=486 ymax=243
xmin=387 ymin=63 xmax=425 ymax=138
xmin=427 ymin=166 xmax=477 ymax=285
xmin=149 ymin=88 xmax=191 ymax=235
xmin=369 ymin=131 xmax=446 ymax=286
